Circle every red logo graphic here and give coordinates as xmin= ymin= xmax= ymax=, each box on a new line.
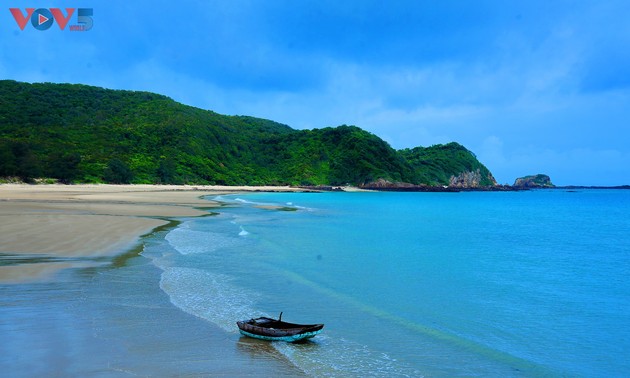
xmin=9 ymin=8 xmax=92 ymax=31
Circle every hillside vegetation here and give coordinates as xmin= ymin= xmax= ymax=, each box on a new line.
xmin=0 ymin=80 xmax=496 ymax=187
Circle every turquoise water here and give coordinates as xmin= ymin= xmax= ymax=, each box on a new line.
xmin=146 ymin=190 xmax=630 ymax=377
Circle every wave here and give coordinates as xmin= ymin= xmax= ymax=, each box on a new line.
xmin=165 ymin=225 xmax=245 ymax=255
xmin=234 ymin=198 xmax=255 ymax=204
xmin=147 ymin=218 xmax=419 ymax=376
xmin=154 ymin=222 xmax=421 ymax=377
xmin=158 ymin=265 xmax=422 ymax=377
xmin=260 ymin=267 xmax=541 ymax=377
xmin=209 ymin=195 xmax=263 ymax=206
xmin=159 ymin=267 xmax=260 ymax=332
xmin=213 ymin=194 xmax=288 ymax=209
xmin=272 ymin=335 xmax=423 ymax=377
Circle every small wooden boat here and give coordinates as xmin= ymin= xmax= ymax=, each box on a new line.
xmin=237 ymin=312 xmax=324 ymax=342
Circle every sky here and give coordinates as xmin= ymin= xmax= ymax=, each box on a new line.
xmin=2 ymin=1 xmax=630 ymax=186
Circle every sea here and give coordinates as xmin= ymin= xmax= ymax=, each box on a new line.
xmin=143 ymin=189 xmax=630 ymax=377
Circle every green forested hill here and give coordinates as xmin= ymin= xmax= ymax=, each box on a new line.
xmin=400 ymin=143 xmax=496 ymax=187
xmin=0 ymin=80 xmax=496 ymax=187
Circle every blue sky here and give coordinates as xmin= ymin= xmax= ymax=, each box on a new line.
xmin=2 ymin=1 xmax=630 ymax=185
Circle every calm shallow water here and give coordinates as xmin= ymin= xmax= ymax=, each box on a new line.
xmin=0 ymin=241 xmax=305 ymax=377
xmin=150 ymin=190 xmax=630 ymax=377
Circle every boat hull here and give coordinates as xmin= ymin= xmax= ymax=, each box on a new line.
xmin=236 ymin=316 xmax=324 ymax=342
xmin=238 ymin=328 xmax=322 ymax=342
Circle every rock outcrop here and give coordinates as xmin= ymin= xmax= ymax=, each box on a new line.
xmin=449 ymin=169 xmax=498 ymax=188
xmin=362 ymin=178 xmax=414 ymax=189
xmin=513 ymin=174 xmax=554 ymax=188
xmin=360 ymin=172 xmax=507 ymax=191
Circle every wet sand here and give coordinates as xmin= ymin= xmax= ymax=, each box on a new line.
xmin=0 ymin=184 xmax=300 ymax=283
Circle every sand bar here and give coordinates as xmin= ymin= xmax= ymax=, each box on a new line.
xmin=0 ymin=184 xmax=303 ymax=283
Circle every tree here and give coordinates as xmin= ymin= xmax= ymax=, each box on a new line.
xmin=0 ymin=141 xmax=17 ymax=177
xmin=48 ymin=152 xmax=81 ymax=184
xmin=157 ymin=158 xmax=178 ymax=184
xmin=12 ymin=142 xmax=41 ymax=182
xmin=104 ymin=158 xmax=133 ymax=184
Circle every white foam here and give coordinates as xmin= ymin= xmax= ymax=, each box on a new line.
xmin=234 ymin=198 xmax=255 ymax=204
xmin=159 ymin=267 xmax=260 ymax=332
xmin=154 ymin=228 xmax=422 ymax=377
xmin=165 ymin=227 xmax=243 ymax=255
xmin=273 ymin=335 xmax=423 ymax=377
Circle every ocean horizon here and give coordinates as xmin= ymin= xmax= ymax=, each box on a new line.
xmin=149 ymin=189 xmax=630 ymax=376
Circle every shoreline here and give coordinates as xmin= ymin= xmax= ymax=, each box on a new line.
xmin=0 ymin=183 xmax=305 ymax=283
xmin=0 ymin=183 xmax=310 ymax=376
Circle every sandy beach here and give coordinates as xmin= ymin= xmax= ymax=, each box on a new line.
xmin=0 ymin=184 xmax=301 ymax=283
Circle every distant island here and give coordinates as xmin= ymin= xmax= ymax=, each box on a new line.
xmin=513 ymin=174 xmax=555 ymax=189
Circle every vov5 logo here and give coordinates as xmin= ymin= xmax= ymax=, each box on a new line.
xmin=10 ymin=8 xmax=93 ymax=31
